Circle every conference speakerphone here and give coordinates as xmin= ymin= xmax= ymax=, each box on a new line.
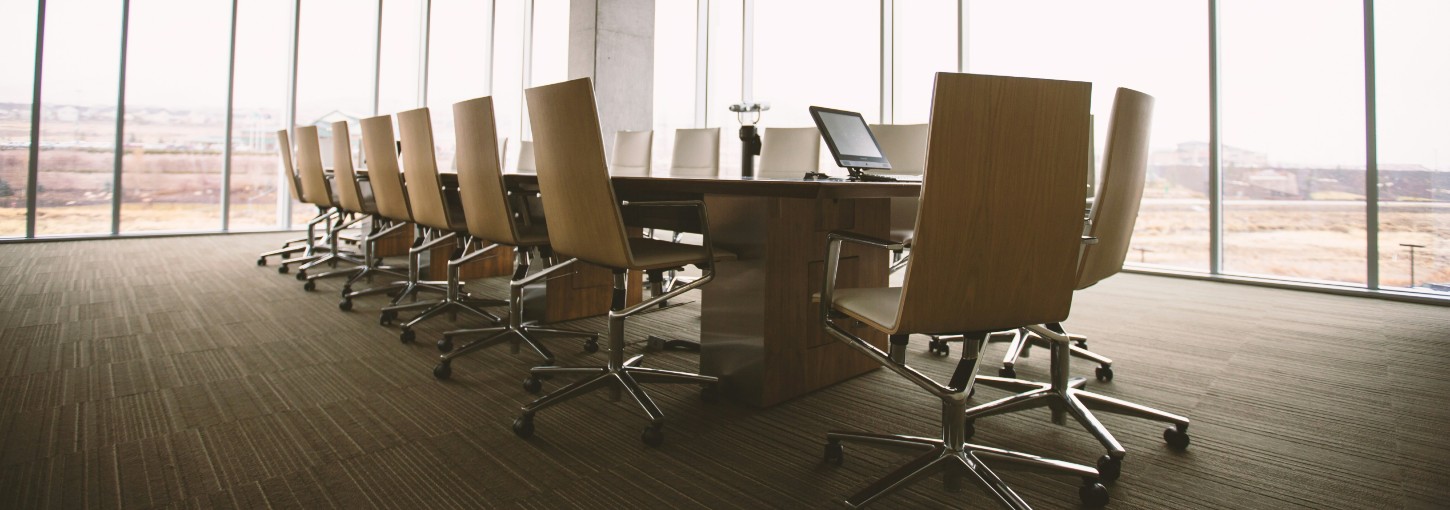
xmin=808 ymin=105 xmax=908 ymax=182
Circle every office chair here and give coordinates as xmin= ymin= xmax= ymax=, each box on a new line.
xmin=430 ymin=96 xmax=599 ymax=379
xmin=289 ymin=125 xmax=378 ymax=290
xmin=256 ymin=129 xmax=327 ymax=267
xmin=610 ymin=130 xmax=653 ymax=176
xmin=514 ymin=77 xmax=731 ymax=447
xmin=756 ymin=126 xmax=821 ymax=180
xmin=378 ymin=107 xmax=506 ymax=343
xmin=305 ymin=121 xmax=409 ymax=298
xmin=965 ymin=88 xmax=1191 ymax=484
xmin=339 ymin=115 xmax=449 ymax=312
xmin=819 ymin=72 xmax=1108 ymax=509
xmin=283 ymin=126 xmax=362 ymax=280
xmin=868 ymin=123 xmax=928 ymax=276
xmin=667 ymin=127 xmax=721 ymax=178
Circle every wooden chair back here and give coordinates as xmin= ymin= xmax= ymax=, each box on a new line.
xmin=294 ymin=126 xmax=335 ymax=207
xmin=895 ymin=73 xmax=1092 ymax=334
xmin=275 ymin=130 xmax=304 ymax=202
xmin=359 ymin=115 xmax=413 ymax=222
xmin=611 ymin=130 xmax=653 ymax=176
xmin=757 ymin=127 xmax=821 ymax=179
xmin=453 ymin=96 xmax=521 ymax=244
xmin=397 ymin=108 xmax=457 ymax=231
xmin=669 ymin=127 xmax=720 ymax=177
xmin=1078 ymin=88 xmax=1154 ymax=290
xmin=524 ymin=78 xmax=634 ymax=269
xmin=329 ymin=121 xmax=366 ymax=214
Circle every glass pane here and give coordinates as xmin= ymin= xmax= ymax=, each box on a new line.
xmin=230 ymin=0 xmax=292 ymax=230
xmin=755 ymin=0 xmax=878 ymax=176
xmin=120 ymin=0 xmax=230 ymax=233
xmin=1375 ymin=0 xmax=1450 ymax=294
xmin=522 ymin=0 xmax=569 ymax=149
xmin=493 ymin=0 xmax=525 ymax=171
xmin=969 ymin=0 xmax=1210 ymax=271
xmin=1220 ymin=0 xmax=1365 ymax=285
xmin=706 ymin=0 xmax=742 ymax=176
xmin=296 ymin=0 xmax=376 ymax=226
xmin=427 ymin=0 xmax=493 ymax=174
xmin=377 ymin=0 xmax=425 ymax=116
xmin=0 ymin=0 xmax=37 ymax=237
xmin=893 ymin=0 xmax=955 ymax=125
xmin=35 ymin=0 xmax=124 ymax=236
xmin=653 ymin=0 xmax=698 ymax=171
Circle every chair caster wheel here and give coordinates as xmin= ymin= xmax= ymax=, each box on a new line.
xmin=256 ymin=258 xmax=266 ymax=266
xmin=700 ymin=384 xmax=719 ymax=403
xmin=1164 ymin=425 xmax=1190 ymax=450
xmin=278 ymin=265 xmax=289 ymax=274
xmin=964 ymin=421 xmax=975 ymax=440
xmin=295 ymin=270 xmax=307 ymax=281
xmin=926 ymin=339 xmax=949 ymax=356
xmin=338 ymin=299 xmax=352 ymax=311
xmin=523 ymin=376 xmax=542 ymax=394
xmin=399 ymin=328 xmax=415 ymax=344
xmin=823 ymin=442 xmax=844 ymax=466
xmin=436 ymin=338 xmax=453 ymax=353
xmin=1079 ymin=480 xmax=1110 ymax=507
xmin=1075 ymin=338 xmax=1088 ymax=349
xmin=379 ymin=311 xmax=396 ymax=326
xmin=340 ymin=285 xmax=352 ymax=296
xmin=1096 ymin=366 xmax=1114 ymax=382
xmin=303 ymin=280 xmax=316 ymax=292
xmin=512 ymin=415 xmax=534 ymax=438
xmin=433 ymin=362 xmax=451 ymax=380
xmin=1096 ymin=455 xmax=1122 ymax=483
xmin=998 ymin=366 xmax=1016 ymax=379
xmin=641 ymin=425 xmax=664 ymax=447
xmin=583 ymin=338 xmax=599 ymax=354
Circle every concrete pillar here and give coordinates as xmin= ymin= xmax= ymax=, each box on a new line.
xmin=569 ymin=0 xmax=653 ymax=155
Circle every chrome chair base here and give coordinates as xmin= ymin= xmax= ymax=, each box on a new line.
xmin=512 ymin=267 xmax=719 ymax=447
xmin=966 ymin=324 xmax=1191 ymax=483
xmin=383 ymin=238 xmax=507 ymax=344
xmin=433 ymin=252 xmax=598 ymax=379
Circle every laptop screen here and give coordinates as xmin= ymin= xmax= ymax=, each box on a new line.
xmin=809 ymin=106 xmax=892 ymax=170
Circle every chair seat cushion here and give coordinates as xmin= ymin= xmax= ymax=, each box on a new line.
xmin=832 ymin=287 xmax=902 ymax=332
xmin=890 ymin=230 xmax=913 ymax=248
xmin=627 ymin=238 xmax=736 ymax=271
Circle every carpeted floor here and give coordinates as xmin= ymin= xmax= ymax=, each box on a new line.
xmin=1 ymin=232 xmax=1447 ymax=509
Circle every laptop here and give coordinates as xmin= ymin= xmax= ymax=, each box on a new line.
xmin=808 ymin=106 xmax=918 ymax=182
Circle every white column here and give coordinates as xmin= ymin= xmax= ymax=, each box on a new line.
xmin=570 ymin=0 xmax=654 ymax=155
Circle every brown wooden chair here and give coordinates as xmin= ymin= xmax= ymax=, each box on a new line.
xmin=429 ymin=96 xmax=599 ymax=380
xmin=340 ymin=114 xmax=448 ymax=312
xmin=301 ymin=121 xmax=409 ymax=296
xmin=818 ymin=73 xmax=1108 ymax=508
xmin=379 ymin=107 xmax=505 ymax=343
xmin=965 ymin=88 xmax=1191 ymax=483
xmin=513 ymin=77 xmax=731 ymax=447
xmin=284 ymin=126 xmax=363 ymax=279
xmin=262 ymin=129 xmax=337 ymax=272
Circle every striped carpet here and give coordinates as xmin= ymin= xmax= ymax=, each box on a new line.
xmin=1 ymin=232 xmax=1447 ymax=509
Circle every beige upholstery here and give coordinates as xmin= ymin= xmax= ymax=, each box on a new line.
xmin=831 ymin=73 xmax=1092 ymax=335
xmin=756 ymin=127 xmax=821 ymax=180
xmin=359 ymin=115 xmax=413 ymax=222
xmin=517 ymin=140 xmax=536 ymax=173
xmin=275 ymin=130 xmax=305 ymax=202
xmin=329 ymin=121 xmax=373 ymax=214
xmin=668 ymin=127 xmax=721 ymax=178
xmin=831 ymin=287 xmax=904 ymax=331
xmin=453 ymin=96 xmax=538 ymax=246
xmin=294 ymin=126 xmax=336 ymax=208
xmin=611 ymin=130 xmax=653 ymax=176
xmin=1078 ymin=88 xmax=1154 ymax=290
xmin=397 ymin=108 xmax=467 ymax=232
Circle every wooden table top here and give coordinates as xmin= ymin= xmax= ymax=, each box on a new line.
xmin=504 ymin=173 xmax=921 ymax=199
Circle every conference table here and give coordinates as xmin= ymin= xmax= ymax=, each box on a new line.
xmin=505 ymin=173 xmax=921 ymax=407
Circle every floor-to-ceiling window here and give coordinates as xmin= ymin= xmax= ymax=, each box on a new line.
xmin=294 ymin=0 xmax=376 ymax=226
xmin=1374 ymin=0 xmax=1450 ymax=293
xmin=968 ymin=0 xmax=1210 ymax=271
xmin=706 ymin=0 xmax=743 ymax=176
xmin=120 ymin=0 xmax=231 ymax=233
xmin=891 ymin=0 xmax=957 ymax=126
xmin=229 ymin=0 xmax=293 ymax=231
xmin=427 ymin=0 xmax=494 ymax=174
xmin=653 ymin=0 xmax=701 ymax=172
xmin=34 ymin=0 xmax=124 ymax=236
xmin=492 ymin=1 xmax=526 ymax=172
xmin=0 ymin=0 xmax=38 ymax=238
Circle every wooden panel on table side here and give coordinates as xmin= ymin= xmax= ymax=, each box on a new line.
xmin=760 ymin=196 xmax=889 ymax=406
xmin=427 ymin=243 xmax=515 ymax=280
xmin=374 ymin=223 xmax=413 ymax=257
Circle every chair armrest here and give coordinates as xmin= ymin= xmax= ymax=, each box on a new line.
xmin=827 ymin=230 xmax=905 ymax=252
xmin=620 ymin=200 xmax=717 ymax=267
xmin=1081 ymin=236 xmax=1098 ymax=245
xmin=820 ymin=229 xmax=904 ymax=332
